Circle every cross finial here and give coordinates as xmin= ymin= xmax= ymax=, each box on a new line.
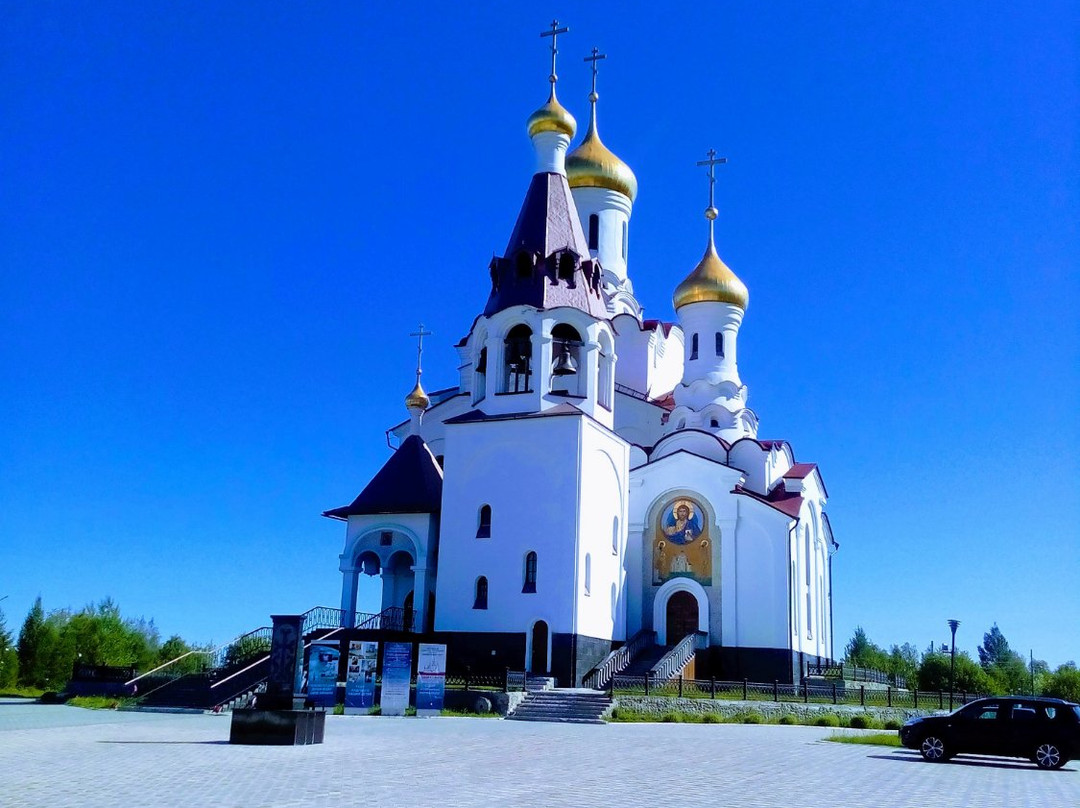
xmin=584 ymin=47 xmax=607 ymax=101
xmin=540 ymin=19 xmax=569 ymax=88
xmin=695 ymin=148 xmax=728 ymax=240
xmin=409 ymin=323 xmax=433 ymax=383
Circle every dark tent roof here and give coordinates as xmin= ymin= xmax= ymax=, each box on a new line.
xmin=322 ymin=435 xmax=443 ymax=520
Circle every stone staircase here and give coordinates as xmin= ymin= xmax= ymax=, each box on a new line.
xmin=507 ymin=688 xmax=611 ymax=725
xmin=618 ymin=644 xmax=670 ymax=676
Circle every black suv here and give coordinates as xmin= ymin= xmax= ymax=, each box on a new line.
xmin=899 ymin=696 xmax=1080 ymax=769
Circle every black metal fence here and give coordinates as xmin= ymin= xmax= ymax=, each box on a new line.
xmin=806 ymin=661 xmax=907 ymax=689
xmin=443 ymin=669 xmax=526 ymax=693
xmin=611 ymin=673 xmax=981 ymax=710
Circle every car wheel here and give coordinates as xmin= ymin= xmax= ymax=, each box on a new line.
xmin=919 ymin=735 xmax=948 ymax=762
xmin=1033 ymin=742 xmax=1066 ymax=770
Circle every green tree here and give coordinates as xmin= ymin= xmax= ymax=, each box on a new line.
xmin=1042 ymin=663 xmax=1080 ymax=702
xmin=976 ymin=624 xmax=1029 ymax=694
xmin=843 ymin=626 xmax=889 ymax=671
xmin=0 ymin=606 xmax=18 ymax=688
xmin=16 ymin=597 xmax=47 ymax=687
xmin=886 ymin=643 xmax=920 ymax=684
xmin=223 ymin=634 xmax=271 ymax=669
xmin=978 ymin=624 xmax=1012 ymax=668
xmin=918 ymin=651 xmax=993 ymax=694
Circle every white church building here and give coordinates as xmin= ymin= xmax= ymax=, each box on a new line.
xmin=325 ymin=33 xmax=837 ymax=687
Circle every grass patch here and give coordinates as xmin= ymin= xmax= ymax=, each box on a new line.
xmin=814 ymin=713 xmax=841 ymax=727
xmin=824 ymin=732 xmax=901 ymax=747
xmin=0 ymin=686 xmax=45 ymax=698
xmin=440 ymin=708 xmax=500 ymax=718
xmin=68 ymin=696 xmax=131 ymax=710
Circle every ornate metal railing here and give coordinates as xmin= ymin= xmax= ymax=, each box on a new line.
xmin=354 ymin=606 xmax=414 ymax=632
xmin=302 ymin=606 xmax=347 ymax=634
xmin=582 ymin=629 xmax=656 ymax=690
xmin=614 ymin=382 xmax=649 ymax=401
xmin=649 ymin=631 xmax=706 ymax=684
xmin=806 ymin=662 xmax=906 ymax=689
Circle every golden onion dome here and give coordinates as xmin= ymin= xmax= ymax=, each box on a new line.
xmin=565 ymin=101 xmax=637 ymax=201
xmin=527 ymin=89 xmax=577 ymax=139
xmin=404 ymin=379 xmax=430 ymax=410
xmin=673 ymin=238 xmax=749 ymax=311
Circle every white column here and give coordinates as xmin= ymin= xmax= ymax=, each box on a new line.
xmin=411 ymin=565 xmax=428 ymax=633
xmin=340 ymin=568 xmax=359 ymax=628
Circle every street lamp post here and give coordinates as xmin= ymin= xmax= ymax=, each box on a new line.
xmin=947 ymin=619 xmax=960 ymax=710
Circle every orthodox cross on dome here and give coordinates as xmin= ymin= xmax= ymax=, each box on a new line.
xmin=584 ymin=47 xmax=607 ymax=102
xmin=409 ymin=323 xmax=432 ymax=385
xmin=696 ymin=148 xmax=728 ymax=238
xmin=540 ymin=19 xmax=569 ymax=87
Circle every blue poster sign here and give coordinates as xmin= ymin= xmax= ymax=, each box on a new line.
xmin=416 ymin=643 xmax=447 ymax=717
xmin=306 ymin=641 xmax=340 ymax=708
xmin=344 ymin=641 xmax=378 ymax=714
xmin=380 ymin=642 xmax=412 ymax=716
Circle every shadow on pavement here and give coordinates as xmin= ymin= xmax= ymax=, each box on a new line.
xmin=868 ymin=751 xmax=1074 ymax=772
xmin=98 ymin=740 xmax=231 ymax=745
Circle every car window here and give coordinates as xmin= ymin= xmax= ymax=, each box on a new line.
xmin=1044 ymin=706 xmax=1056 ymax=719
xmin=1012 ymin=705 xmax=1037 ymax=721
xmin=1071 ymin=706 xmax=1080 ymax=722
xmin=969 ymin=704 xmax=1000 ymax=720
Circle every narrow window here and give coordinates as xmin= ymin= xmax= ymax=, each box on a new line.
xmin=523 ymin=551 xmax=537 ymax=593
xmin=558 ymin=253 xmax=576 ymax=281
xmin=584 ymin=553 xmax=592 ymax=596
xmin=504 ymin=325 xmax=533 ymax=393
xmin=710 ymin=418 xmax=719 ymax=428
xmin=690 ymin=333 xmax=699 ymax=360
xmin=516 ymin=252 xmax=532 ymax=280
xmin=621 ymin=221 xmax=628 ymax=259
xmin=380 ymin=531 xmax=393 ymax=546
xmin=473 ymin=576 xmax=488 ymax=610
xmin=611 ymin=583 xmax=617 ymax=616
xmin=611 ymin=516 xmax=619 ymax=555
xmin=550 ymin=323 xmax=582 ymax=396
xmin=715 ymin=332 xmax=724 ymax=357
xmin=435 ymin=455 xmax=445 ymax=468
xmin=588 ymin=214 xmax=599 ymax=250
xmin=476 ymin=505 xmax=492 ymax=538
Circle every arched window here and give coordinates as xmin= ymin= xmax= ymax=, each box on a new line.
xmin=504 ymin=325 xmax=533 ymax=393
xmin=715 ymin=332 xmax=724 ymax=357
xmin=516 ymin=252 xmax=533 ymax=280
xmin=598 ymin=332 xmax=614 ymax=410
xmin=523 ymin=551 xmax=537 ymax=593
xmin=476 ymin=505 xmax=492 ymax=538
xmin=611 ymin=582 xmax=617 ymax=616
xmin=621 ymin=221 xmax=628 ymax=259
xmin=710 ymin=418 xmax=719 ymax=428
xmin=611 ymin=516 xmax=619 ymax=555
xmin=584 ymin=553 xmax=592 ymax=596
xmin=473 ymin=577 xmax=488 ymax=609
xmin=550 ymin=323 xmax=583 ymax=396
xmin=474 ymin=346 xmax=487 ymax=404
xmin=588 ymin=214 xmax=599 ymax=250
xmin=690 ymin=333 xmax=699 ymax=360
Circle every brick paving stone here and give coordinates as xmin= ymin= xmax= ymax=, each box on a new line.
xmin=1 ymin=700 xmax=1078 ymax=807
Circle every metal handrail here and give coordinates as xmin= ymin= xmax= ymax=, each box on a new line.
xmin=583 ymin=629 xmax=656 ymax=690
xmin=807 ymin=662 xmax=906 ymax=689
xmin=127 ymin=605 xmax=346 ymax=689
xmin=649 ymin=631 xmax=705 ymax=683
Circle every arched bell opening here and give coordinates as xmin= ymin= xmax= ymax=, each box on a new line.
xmin=550 ymin=323 xmax=583 ymax=396
xmin=504 ymin=324 xmax=533 ymax=393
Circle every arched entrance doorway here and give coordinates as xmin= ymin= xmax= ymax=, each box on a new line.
xmin=666 ymin=591 xmax=699 ymax=644
xmin=403 ymin=591 xmax=414 ymax=631
xmin=530 ymin=620 xmax=549 ymax=674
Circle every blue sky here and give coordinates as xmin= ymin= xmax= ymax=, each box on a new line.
xmin=2 ymin=3 xmax=1077 ymax=667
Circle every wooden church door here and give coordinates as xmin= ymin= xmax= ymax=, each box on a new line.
xmin=666 ymin=591 xmax=699 ymax=644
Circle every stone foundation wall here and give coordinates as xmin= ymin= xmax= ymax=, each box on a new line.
xmin=616 ymin=696 xmax=942 ymax=724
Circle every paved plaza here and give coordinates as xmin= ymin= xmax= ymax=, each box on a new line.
xmin=2 ymin=698 xmax=1077 ymax=807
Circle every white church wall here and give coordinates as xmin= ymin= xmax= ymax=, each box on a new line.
xmin=572 ymin=186 xmax=632 ymax=287
xmin=728 ymin=439 xmax=769 ymax=493
xmin=573 ymin=419 xmax=629 ymax=642
xmin=435 ymin=416 xmax=584 ymax=636
xmin=612 ymin=391 xmax=667 ymax=451
xmin=729 ymin=510 xmax=791 ymax=651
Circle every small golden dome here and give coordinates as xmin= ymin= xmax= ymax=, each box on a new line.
xmin=565 ymin=103 xmax=637 ymax=201
xmin=673 ymin=240 xmax=749 ymax=310
xmin=527 ymin=89 xmax=577 ymax=139
xmin=405 ymin=379 xmax=430 ymax=410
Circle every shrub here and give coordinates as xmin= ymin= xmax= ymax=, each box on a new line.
xmin=778 ymin=714 xmax=797 ymax=725
xmin=814 ymin=713 xmax=840 ymax=727
xmin=850 ymin=714 xmax=880 ymax=729
xmin=700 ymin=713 xmax=722 ymax=724
xmin=741 ymin=710 xmax=764 ymax=724
xmin=661 ymin=712 xmax=681 ymax=723
xmin=883 ymin=718 xmax=902 ymax=731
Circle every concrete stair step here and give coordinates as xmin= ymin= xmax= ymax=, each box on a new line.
xmin=507 ymin=715 xmax=605 ymax=725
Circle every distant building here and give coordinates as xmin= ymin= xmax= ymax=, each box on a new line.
xmin=325 ymin=34 xmax=837 ymax=687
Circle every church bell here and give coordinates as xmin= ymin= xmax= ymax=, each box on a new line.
xmin=552 ymin=344 xmax=578 ymax=376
